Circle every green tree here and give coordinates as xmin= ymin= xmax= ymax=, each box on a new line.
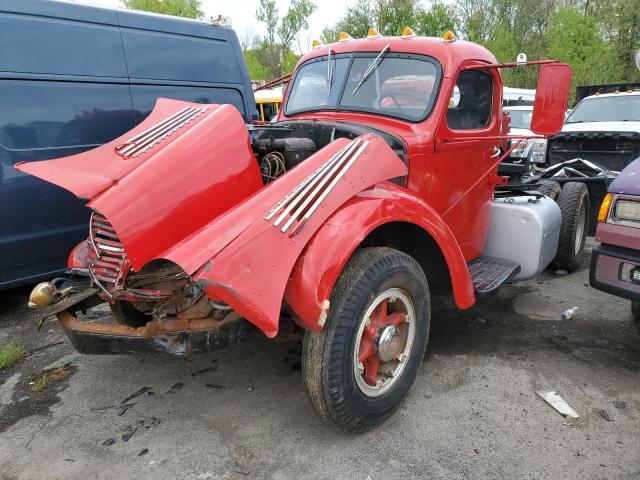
xmin=414 ymin=2 xmax=458 ymax=37
xmin=332 ymin=0 xmax=375 ymax=39
xmin=375 ymin=0 xmax=421 ymax=36
xmin=256 ymin=0 xmax=316 ymax=79
xmin=243 ymin=50 xmax=269 ymax=81
xmin=122 ymin=0 xmax=202 ymax=18
xmin=545 ymin=6 xmax=621 ymax=101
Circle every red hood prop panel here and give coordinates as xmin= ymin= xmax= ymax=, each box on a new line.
xmin=16 ymin=99 xmax=263 ymax=271
xmin=15 ymin=98 xmax=221 ymax=200
xmin=176 ymin=134 xmax=409 ymax=338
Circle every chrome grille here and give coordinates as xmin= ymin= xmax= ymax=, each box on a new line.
xmin=89 ymin=212 xmax=128 ymax=296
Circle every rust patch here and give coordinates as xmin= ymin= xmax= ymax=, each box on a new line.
xmin=56 ymin=310 xmax=242 ymax=337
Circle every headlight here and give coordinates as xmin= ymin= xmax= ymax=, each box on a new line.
xmin=530 ymin=140 xmax=547 ymax=163
xmin=615 ymin=199 xmax=640 ymax=222
xmin=509 ymin=139 xmax=529 ymax=158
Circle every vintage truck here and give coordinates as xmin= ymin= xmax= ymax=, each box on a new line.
xmin=18 ymin=29 xmax=576 ymax=431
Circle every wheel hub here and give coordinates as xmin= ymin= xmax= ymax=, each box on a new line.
xmin=352 ymin=288 xmax=416 ymax=397
xmin=375 ymin=325 xmax=402 ymax=362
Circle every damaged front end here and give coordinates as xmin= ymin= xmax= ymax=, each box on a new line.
xmin=29 ymin=210 xmax=252 ymax=357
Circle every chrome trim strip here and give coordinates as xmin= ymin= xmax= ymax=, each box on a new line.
xmin=263 ymin=141 xmax=355 ymax=221
xmin=117 ymin=107 xmax=196 ymax=155
xmin=289 ymin=140 xmax=369 ymax=236
xmin=279 ymin=139 xmax=363 ymax=232
xmin=120 ymin=107 xmax=203 ymax=156
xmin=116 ymin=106 xmax=207 ymax=158
xmin=273 ymin=139 xmax=361 ymax=227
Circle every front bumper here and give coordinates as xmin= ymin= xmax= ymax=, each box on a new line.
xmin=57 ymin=310 xmax=252 ymax=357
xmin=589 ymin=243 xmax=640 ymax=302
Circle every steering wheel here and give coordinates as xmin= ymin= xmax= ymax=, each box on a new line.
xmin=381 ymin=92 xmax=429 ymax=110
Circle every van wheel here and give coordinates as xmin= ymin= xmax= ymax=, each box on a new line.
xmin=110 ymin=301 xmax=148 ymax=328
xmin=632 ymin=301 xmax=640 ymax=326
xmin=552 ymin=182 xmax=590 ymax=273
xmin=535 ymin=180 xmax=561 ymax=201
xmin=302 ymin=247 xmax=430 ymax=432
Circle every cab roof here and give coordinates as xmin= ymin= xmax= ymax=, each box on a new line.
xmin=298 ymin=36 xmax=497 ymax=76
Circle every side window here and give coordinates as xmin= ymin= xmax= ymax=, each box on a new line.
xmin=0 ymin=80 xmax=135 ymax=183
xmin=447 ymin=70 xmax=493 ymax=130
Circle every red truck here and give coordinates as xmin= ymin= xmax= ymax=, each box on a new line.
xmin=19 ymin=30 xmax=579 ymax=431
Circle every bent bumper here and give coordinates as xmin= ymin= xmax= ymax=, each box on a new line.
xmin=589 ymin=244 xmax=640 ymax=302
xmin=56 ymin=310 xmax=252 ymax=357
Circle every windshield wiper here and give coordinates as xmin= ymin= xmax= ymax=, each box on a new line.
xmin=352 ymin=44 xmax=390 ymax=95
xmin=327 ymin=47 xmax=334 ymax=96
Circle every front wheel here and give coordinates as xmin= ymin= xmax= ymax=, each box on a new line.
xmin=302 ymin=247 xmax=430 ymax=432
xmin=632 ymin=301 xmax=640 ymax=326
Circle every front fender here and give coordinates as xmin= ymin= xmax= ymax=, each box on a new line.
xmin=189 ymin=134 xmax=408 ymax=338
xmin=284 ymin=183 xmax=475 ymax=331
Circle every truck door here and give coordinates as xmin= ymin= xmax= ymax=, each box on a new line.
xmin=429 ymin=67 xmax=501 ymax=260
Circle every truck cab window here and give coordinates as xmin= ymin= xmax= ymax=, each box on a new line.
xmin=447 ymin=70 xmax=493 ymax=130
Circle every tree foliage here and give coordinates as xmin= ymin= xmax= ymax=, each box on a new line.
xmin=122 ymin=0 xmax=202 ymax=19
xmin=324 ymin=0 xmax=639 ymax=101
xmin=255 ymin=0 xmax=316 ymax=79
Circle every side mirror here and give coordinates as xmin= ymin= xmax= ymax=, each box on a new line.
xmin=531 ymin=63 xmax=572 ymax=136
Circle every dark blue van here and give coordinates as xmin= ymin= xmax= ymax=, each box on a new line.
xmin=0 ymin=0 xmax=256 ymax=289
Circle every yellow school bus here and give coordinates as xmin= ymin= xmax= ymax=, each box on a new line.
xmin=255 ymin=88 xmax=283 ymax=122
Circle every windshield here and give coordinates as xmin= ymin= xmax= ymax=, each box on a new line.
xmin=506 ymin=109 xmax=532 ymax=130
xmin=285 ymin=53 xmax=441 ymax=122
xmin=566 ymin=96 xmax=640 ymax=123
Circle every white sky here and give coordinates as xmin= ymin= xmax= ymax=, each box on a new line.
xmin=71 ymin=0 xmax=359 ymax=53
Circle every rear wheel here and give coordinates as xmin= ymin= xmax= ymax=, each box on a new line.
xmin=552 ymin=182 xmax=590 ymax=273
xmin=302 ymin=247 xmax=430 ymax=432
xmin=110 ymin=301 xmax=148 ymax=328
xmin=535 ymin=180 xmax=561 ymax=201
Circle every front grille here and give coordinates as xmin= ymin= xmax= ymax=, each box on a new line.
xmin=89 ymin=211 xmax=128 ymax=294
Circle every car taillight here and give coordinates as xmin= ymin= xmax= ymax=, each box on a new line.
xmin=598 ymin=193 xmax=613 ymax=223
xmin=615 ymin=199 xmax=640 ymax=222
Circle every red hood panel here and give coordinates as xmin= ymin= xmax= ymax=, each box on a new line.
xmin=15 ymin=98 xmax=220 ymax=199
xmin=16 ymin=99 xmax=263 ymax=271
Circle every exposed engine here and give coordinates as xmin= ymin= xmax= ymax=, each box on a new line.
xmin=252 ymin=137 xmax=317 ymax=184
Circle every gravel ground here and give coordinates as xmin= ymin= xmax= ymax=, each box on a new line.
xmin=0 ymin=240 xmax=639 ymax=480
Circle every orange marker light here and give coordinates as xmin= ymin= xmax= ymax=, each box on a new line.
xmin=401 ymin=27 xmax=416 ymax=38
xmin=367 ymin=27 xmax=380 ymax=38
xmin=338 ymin=32 xmax=352 ymax=42
xmin=442 ymin=30 xmax=455 ymax=42
xmin=598 ymin=193 xmax=613 ymax=222
xmin=311 ymin=39 xmax=321 ymax=49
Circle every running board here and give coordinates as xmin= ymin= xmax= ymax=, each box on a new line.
xmin=468 ymin=256 xmax=521 ymax=296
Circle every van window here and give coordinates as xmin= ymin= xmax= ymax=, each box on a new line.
xmin=0 ymin=80 xmax=135 ymax=182
xmin=130 ymin=85 xmax=246 ymax=122
xmin=0 ymin=14 xmax=126 ymax=77
xmin=121 ymin=30 xmax=242 ymax=83
xmin=447 ymin=70 xmax=493 ymax=130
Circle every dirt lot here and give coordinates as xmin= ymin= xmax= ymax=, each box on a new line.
xmin=1 ymin=240 xmax=639 ymax=480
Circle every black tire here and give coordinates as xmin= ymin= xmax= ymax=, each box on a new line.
xmin=110 ymin=301 xmax=148 ymax=328
xmin=302 ymin=247 xmax=430 ymax=432
xmin=632 ymin=301 xmax=640 ymax=326
xmin=535 ymin=180 xmax=561 ymax=201
xmin=552 ymin=182 xmax=590 ymax=273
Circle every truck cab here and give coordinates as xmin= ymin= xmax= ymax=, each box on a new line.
xmin=19 ymin=30 xmax=573 ymax=432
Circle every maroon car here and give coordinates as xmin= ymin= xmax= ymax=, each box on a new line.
xmin=590 ymin=158 xmax=640 ymax=323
